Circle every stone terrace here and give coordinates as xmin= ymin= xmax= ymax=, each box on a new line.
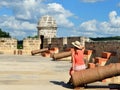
xmin=0 ymin=55 xmax=119 ymax=90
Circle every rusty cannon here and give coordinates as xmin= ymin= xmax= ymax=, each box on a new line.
xmin=31 ymin=48 xmax=48 ymax=55
xmin=71 ymin=63 xmax=120 ymax=87
xmin=52 ymin=51 xmax=72 ymax=60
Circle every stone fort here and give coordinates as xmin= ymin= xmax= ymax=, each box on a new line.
xmin=0 ymin=15 xmax=120 ymax=60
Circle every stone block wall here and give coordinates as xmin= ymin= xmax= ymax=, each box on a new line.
xmin=43 ymin=37 xmax=66 ymax=51
xmin=43 ymin=36 xmax=89 ymax=51
xmin=0 ymin=38 xmax=17 ymax=54
xmin=85 ymin=41 xmax=120 ymax=59
xmin=67 ymin=36 xmax=87 ymax=47
xmin=1 ymin=37 xmax=120 ymax=60
xmin=43 ymin=38 xmax=52 ymax=48
xmin=23 ymin=38 xmax=41 ymax=55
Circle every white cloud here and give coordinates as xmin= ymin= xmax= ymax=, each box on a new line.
xmin=80 ymin=0 xmax=104 ymax=3
xmin=1 ymin=0 xmax=119 ymax=39
xmin=109 ymin=11 xmax=120 ymax=28
xmin=0 ymin=0 xmax=74 ymax=39
xmin=0 ymin=16 xmax=36 ymax=30
xmin=80 ymin=20 xmax=97 ymax=31
xmin=10 ymin=30 xmax=26 ymax=39
xmin=47 ymin=3 xmax=73 ymax=17
xmin=77 ymin=11 xmax=120 ymax=37
xmin=55 ymin=14 xmax=74 ymax=28
xmin=47 ymin=3 xmax=74 ymax=28
xmin=0 ymin=16 xmax=37 ymax=40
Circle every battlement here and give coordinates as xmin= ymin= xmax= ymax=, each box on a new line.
xmin=85 ymin=40 xmax=120 ymax=59
xmin=0 ymin=38 xmax=17 ymax=54
xmin=43 ymin=36 xmax=90 ymax=51
xmin=23 ymin=38 xmax=41 ymax=50
xmin=1 ymin=37 xmax=120 ymax=60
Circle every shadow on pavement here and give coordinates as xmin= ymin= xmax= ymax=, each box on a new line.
xmin=85 ymin=83 xmax=120 ymax=89
xmin=50 ymin=81 xmax=120 ymax=89
xmin=50 ymin=81 xmax=73 ymax=89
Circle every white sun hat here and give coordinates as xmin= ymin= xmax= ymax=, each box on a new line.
xmin=72 ymin=40 xmax=83 ymax=49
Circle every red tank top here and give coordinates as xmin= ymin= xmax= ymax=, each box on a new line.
xmin=72 ymin=50 xmax=85 ymax=65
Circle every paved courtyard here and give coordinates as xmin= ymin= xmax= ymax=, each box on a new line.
xmin=0 ymin=55 xmax=72 ymax=90
xmin=0 ymin=55 xmax=119 ymax=90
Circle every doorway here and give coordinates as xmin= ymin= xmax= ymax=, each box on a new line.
xmin=40 ymin=35 xmax=44 ymax=49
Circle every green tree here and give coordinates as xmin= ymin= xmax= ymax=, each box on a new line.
xmin=27 ymin=35 xmax=38 ymax=38
xmin=0 ymin=28 xmax=11 ymax=38
xmin=90 ymin=36 xmax=120 ymax=41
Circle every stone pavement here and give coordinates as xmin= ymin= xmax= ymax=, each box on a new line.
xmin=0 ymin=55 xmax=72 ymax=90
xmin=0 ymin=55 xmax=119 ymax=90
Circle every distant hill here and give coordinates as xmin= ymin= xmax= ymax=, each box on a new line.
xmin=90 ymin=36 xmax=120 ymax=41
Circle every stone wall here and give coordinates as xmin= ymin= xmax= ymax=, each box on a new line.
xmin=43 ymin=36 xmax=90 ymax=51
xmin=43 ymin=37 xmax=67 ymax=51
xmin=0 ymin=38 xmax=17 ymax=54
xmin=0 ymin=38 xmax=41 ymax=55
xmin=85 ymin=41 xmax=120 ymax=59
xmin=22 ymin=38 xmax=41 ymax=55
xmin=1 ymin=37 xmax=120 ymax=60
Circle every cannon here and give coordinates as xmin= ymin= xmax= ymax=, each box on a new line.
xmin=52 ymin=51 xmax=72 ymax=60
xmin=71 ymin=63 xmax=120 ymax=87
xmin=31 ymin=48 xmax=48 ymax=55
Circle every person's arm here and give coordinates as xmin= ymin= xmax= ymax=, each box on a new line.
xmin=82 ymin=47 xmax=85 ymax=52
xmin=71 ymin=52 xmax=75 ymax=71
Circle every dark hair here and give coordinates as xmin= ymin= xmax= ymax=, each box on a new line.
xmin=74 ymin=46 xmax=79 ymax=49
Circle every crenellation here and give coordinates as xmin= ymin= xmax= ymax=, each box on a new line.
xmin=41 ymin=36 xmax=89 ymax=52
xmin=0 ymin=38 xmax=17 ymax=54
xmin=1 ymin=37 xmax=120 ymax=59
xmin=23 ymin=38 xmax=41 ymax=50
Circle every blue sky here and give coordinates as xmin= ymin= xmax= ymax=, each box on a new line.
xmin=0 ymin=0 xmax=120 ymax=40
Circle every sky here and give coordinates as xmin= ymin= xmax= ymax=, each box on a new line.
xmin=0 ymin=0 xmax=120 ymax=40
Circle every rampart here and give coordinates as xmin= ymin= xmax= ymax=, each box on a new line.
xmin=0 ymin=38 xmax=17 ymax=54
xmin=0 ymin=37 xmax=120 ymax=60
xmin=0 ymin=38 xmax=41 ymax=55
xmin=43 ymin=36 xmax=89 ymax=51
xmin=22 ymin=38 xmax=41 ymax=55
xmin=85 ymin=41 xmax=120 ymax=59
